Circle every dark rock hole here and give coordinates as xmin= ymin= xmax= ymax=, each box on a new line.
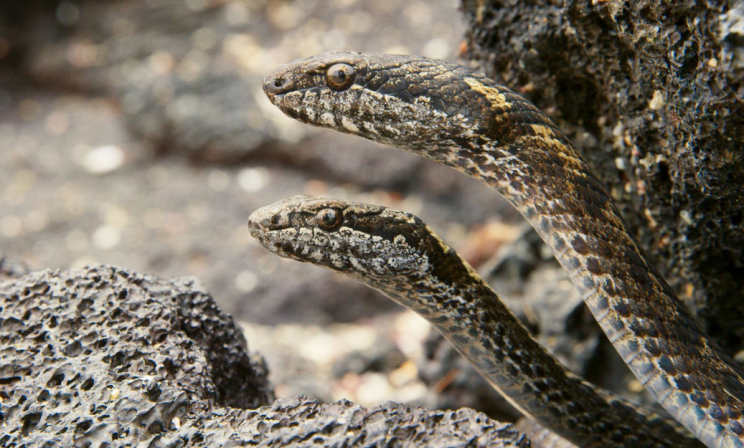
xmin=0 ymin=376 xmax=21 ymax=385
xmin=21 ymin=412 xmax=42 ymax=436
xmin=731 ymin=213 xmax=742 ymax=227
xmin=81 ymin=378 xmax=95 ymax=391
xmin=147 ymin=421 xmax=164 ymax=434
xmin=656 ymin=161 xmax=671 ymax=185
xmin=146 ymin=385 xmax=162 ymax=402
xmin=47 ymin=372 xmax=65 ymax=387
xmin=64 ymin=340 xmax=84 ymax=357
xmin=136 ymin=317 xmax=151 ymax=327
xmin=153 ymin=330 xmax=168 ymax=344
xmin=37 ymin=389 xmax=50 ymax=402
xmin=75 ymin=419 xmax=93 ymax=435
xmin=110 ymin=351 xmax=127 ymax=369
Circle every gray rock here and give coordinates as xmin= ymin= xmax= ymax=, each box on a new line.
xmin=483 ymin=228 xmax=597 ymax=376
xmin=417 ymin=329 xmax=523 ymax=422
xmin=146 ymin=396 xmax=531 ymax=448
xmin=0 ymin=264 xmax=272 ymax=445
xmin=461 ymin=0 xmax=744 ymax=351
xmin=0 ymin=252 xmax=29 ymax=280
xmin=0 ymin=264 xmax=529 ymax=447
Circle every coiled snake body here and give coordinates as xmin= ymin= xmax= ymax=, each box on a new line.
xmin=262 ymin=51 xmax=744 ymax=448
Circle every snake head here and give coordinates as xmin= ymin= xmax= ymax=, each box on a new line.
xmin=248 ymin=195 xmax=437 ymax=282
xmin=263 ymin=51 xmax=497 ymax=151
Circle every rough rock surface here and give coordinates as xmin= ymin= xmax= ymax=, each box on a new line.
xmin=461 ymin=0 xmax=744 ymax=351
xmin=0 ymin=265 xmax=528 ymax=447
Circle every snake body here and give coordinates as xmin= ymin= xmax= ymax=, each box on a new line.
xmin=262 ymin=51 xmax=744 ymax=448
xmin=249 ymin=195 xmax=701 ymax=448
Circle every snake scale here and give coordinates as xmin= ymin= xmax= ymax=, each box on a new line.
xmin=261 ymin=51 xmax=744 ymax=448
xmin=249 ymin=195 xmax=699 ymax=448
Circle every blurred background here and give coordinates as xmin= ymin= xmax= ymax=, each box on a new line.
xmin=0 ymin=0 xmax=637 ymax=423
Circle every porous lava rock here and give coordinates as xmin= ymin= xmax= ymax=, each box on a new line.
xmin=0 ymin=265 xmax=528 ymax=447
xmin=461 ymin=0 xmax=744 ymax=351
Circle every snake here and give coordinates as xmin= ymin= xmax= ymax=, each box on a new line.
xmin=248 ymin=195 xmax=702 ymax=448
xmin=260 ymin=51 xmax=744 ymax=448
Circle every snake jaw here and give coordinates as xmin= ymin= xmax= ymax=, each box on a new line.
xmin=263 ymin=51 xmax=496 ymax=151
xmin=249 ymin=196 xmax=437 ymax=281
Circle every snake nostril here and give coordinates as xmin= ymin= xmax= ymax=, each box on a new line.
xmin=274 ymin=77 xmax=284 ymax=88
xmin=259 ymin=217 xmax=271 ymax=228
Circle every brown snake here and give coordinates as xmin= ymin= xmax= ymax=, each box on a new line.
xmin=261 ymin=51 xmax=744 ymax=448
xmin=249 ymin=195 xmax=700 ymax=448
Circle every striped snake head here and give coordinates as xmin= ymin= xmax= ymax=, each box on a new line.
xmin=248 ymin=195 xmax=453 ymax=288
xmin=263 ymin=50 xmax=498 ymax=152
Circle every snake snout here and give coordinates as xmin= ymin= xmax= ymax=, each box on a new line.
xmin=247 ymin=207 xmax=277 ymax=236
xmin=263 ymin=66 xmax=293 ymax=97
xmin=246 ymin=215 xmax=265 ymax=238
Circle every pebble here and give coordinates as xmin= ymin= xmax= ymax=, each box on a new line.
xmin=92 ymin=225 xmax=122 ymax=249
xmin=82 ymin=145 xmax=125 ymax=174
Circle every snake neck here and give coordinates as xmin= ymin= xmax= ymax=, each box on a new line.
xmin=362 ymin=241 xmax=701 ymax=448
xmin=399 ymin=127 xmax=744 ymax=448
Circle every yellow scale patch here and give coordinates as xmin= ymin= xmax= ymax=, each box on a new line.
xmin=463 ymin=77 xmax=511 ymax=108
xmin=464 ymin=76 xmax=590 ymax=185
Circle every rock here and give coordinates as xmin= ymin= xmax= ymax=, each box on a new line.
xmin=482 ymin=228 xmax=598 ymax=376
xmin=461 ymin=0 xmax=744 ymax=351
xmin=332 ymin=338 xmax=407 ymax=378
xmin=0 ymin=264 xmax=529 ymax=447
xmin=0 ymin=264 xmax=272 ymax=445
xmin=148 ymin=396 xmax=531 ymax=448
xmin=417 ymin=329 xmax=522 ymax=422
xmin=0 ymin=252 xmax=30 ymax=280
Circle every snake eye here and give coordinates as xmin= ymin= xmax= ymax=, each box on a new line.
xmin=316 ymin=208 xmax=343 ymax=231
xmin=326 ymin=63 xmax=355 ymax=91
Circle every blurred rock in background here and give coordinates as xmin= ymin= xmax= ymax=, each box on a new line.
xmin=1 ymin=0 xmax=518 ymax=326
xmin=0 ymin=0 xmax=529 ymax=425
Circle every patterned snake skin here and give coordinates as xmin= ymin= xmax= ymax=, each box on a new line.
xmin=261 ymin=51 xmax=744 ymax=448
xmin=249 ymin=196 xmax=702 ymax=448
